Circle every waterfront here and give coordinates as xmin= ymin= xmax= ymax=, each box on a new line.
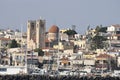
xmin=0 ymin=75 xmax=120 ymax=80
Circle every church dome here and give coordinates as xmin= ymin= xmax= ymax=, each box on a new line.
xmin=48 ymin=25 xmax=59 ymax=33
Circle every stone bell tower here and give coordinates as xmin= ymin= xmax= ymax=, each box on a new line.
xmin=27 ymin=19 xmax=45 ymax=50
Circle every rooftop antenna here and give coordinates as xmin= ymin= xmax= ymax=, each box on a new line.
xmin=87 ymin=25 xmax=90 ymax=30
xmin=21 ymin=24 xmax=23 ymax=64
xmin=55 ymin=21 xmax=60 ymax=70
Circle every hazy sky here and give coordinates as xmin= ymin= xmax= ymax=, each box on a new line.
xmin=0 ymin=0 xmax=120 ymax=34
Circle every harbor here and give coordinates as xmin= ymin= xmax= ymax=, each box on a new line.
xmin=0 ymin=75 xmax=120 ymax=80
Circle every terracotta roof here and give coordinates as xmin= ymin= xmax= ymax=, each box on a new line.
xmin=96 ymin=53 xmax=112 ymax=59
xmin=61 ymin=60 xmax=69 ymax=64
xmin=44 ymin=52 xmax=51 ymax=56
xmin=0 ymin=38 xmax=11 ymax=41
xmin=115 ymin=34 xmax=120 ymax=36
xmin=112 ymin=24 xmax=120 ymax=27
xmin=48 ymin=25 xmax=59 ymax=33
xmin=60 ymin=57 xmax=69 ymax=64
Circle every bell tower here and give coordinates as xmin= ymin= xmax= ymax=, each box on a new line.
xmin=27 ymin=19 xmax=46 ymax=49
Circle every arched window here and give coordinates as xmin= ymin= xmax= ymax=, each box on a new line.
xmin=68 ymin=62 xmax=71 ymax=65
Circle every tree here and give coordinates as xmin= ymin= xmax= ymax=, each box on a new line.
xmin=91 ymin=36 xmax=107 ymax=50
xmin=64 ymin=29 xmax=77 ymax=36
xmin=99 ymin=27 xmax=107 ymax=33
xmin=95 ymin=25 xmax=107 ymax=33
xmin=90 ymin=25 xmax=107 ymax=50
xmin=9 ymin=39 xmax=19 ymax=48
xmin=34 ymin=48 xmax=44 ymax=56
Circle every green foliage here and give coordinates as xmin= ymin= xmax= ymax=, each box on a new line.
xmin=99 ymin=27 xmax=107 ymax=33
xmin=90 ymin=25 xmax=107 ymax=50
xmin=95 ymin=25 xmax=107 ymax=33
xmin=9 ymin=39 xmax=19 ymax=48
xmin=64 ymin=29 xmax=77 ymax=36
xmin=91 ymin=36 xmax=107 ymax=50
xmin=34 ymin=48 xmax=44 ymax=56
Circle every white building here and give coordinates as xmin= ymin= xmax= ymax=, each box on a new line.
xmin=117 ymin=57 xmax=120 ymax=67
xmin=107 ymin=24 xmax=120 ymax=51
xmin=107 ymin=24 xmax=120 ymax=40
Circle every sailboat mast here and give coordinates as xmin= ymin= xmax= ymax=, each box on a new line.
xmin=57 ymin=31 xmax=60 ymax=70
xmin=21 ymin=25 xmax=23 ymax=65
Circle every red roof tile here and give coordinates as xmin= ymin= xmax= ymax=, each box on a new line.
xmin=48 ymin=25 xmax=59 ymax=33
xmin=112 ymin=24 xmax=120 ymax=27
xmin=0 ymin=38 xmax=11 ymax=41
xmin=96 ymin=54 xmax=112 ymax=58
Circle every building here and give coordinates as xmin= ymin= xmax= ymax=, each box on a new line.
xmin=27 ymin=19 xmax=46 ymax=49
xmin=74 ymin=39 xmax=86 ymax=50
xmin=107 ymin=24 xmax=120 ymax=51
xmin=7 ymin=48 xmax=26 ymax=66
xmin=12 ymin=51 xmax=26 ymax=66
xmin=45 ymin=25 xmax=59 ymax=48
xmin=27 ymin=51 xmax=38 ymax=67
xmin=60 ymin=33 xmax=68 ymax=41
xmin=95 ymin=53 xmax=113 ymax=70
xmin=48 ymin=25 xmax=59 ymax=42
xmin=117 ymin=57 xmax=120 ymax=67
xmin=0 ymin=38 xmax=11 ymax=51
xmin=107 ymin=24 xmax=120 ymax=40
xmin=83 ymin=54 xmax=95 ymax=66
xmin=59 ymin=55 xmax=72 ymax=70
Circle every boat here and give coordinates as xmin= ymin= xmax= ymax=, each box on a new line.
xmin=0 ymin=66 xmax=27 ymax=75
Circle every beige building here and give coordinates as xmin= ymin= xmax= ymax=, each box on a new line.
xmin=27 ymin=19 xmax=46 ymax=49
xmin=12 ymin=51 xmax=26 ymax=66
xmin=7 ymin=48 xmax=26 ymax=66
xmin=48 ymin=25 xmax=59 ymax=42
xmin=53 ymin=42 xmax=65 ymax=50
xmin=95 ymin=53 xmax=113 ymax=70
xmin=0 ymin=38 xmax=11 ymax=50
xmin=117 ymin=57 xmax=120 ymax=67
xmin=74 ymin=39 xmax=86 ymax=50
xmin=83 ymin=54 xmax=96 ymax=66
xmin=107 ymin=24 xmax=120 ymax=51
xmin=59 ymin=56 xmax=72 ymax=70
xmin=0 ymin=56 xmax=10 ymax=66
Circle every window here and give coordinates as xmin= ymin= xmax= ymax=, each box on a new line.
xmin=0 ymin=68 xmax=7 ymax=72
xmin=5 ymin=61 xmax=8 ymax=65
xmin=60 ymin=62 xmax=61 ymax=65
xmin=68 ymin=62 xmax=71 ymax=65
xmin=64 ymin=63 xmax=67 ymax=66
xmin=1 ymin=61 xmax=4 ymax=64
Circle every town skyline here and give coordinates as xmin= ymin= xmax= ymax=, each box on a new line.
xmin=0 ymin=0 xmax=120 ymax=34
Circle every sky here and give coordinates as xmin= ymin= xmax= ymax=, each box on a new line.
xmin=0 ymin=0 xmax=120 ymax=34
